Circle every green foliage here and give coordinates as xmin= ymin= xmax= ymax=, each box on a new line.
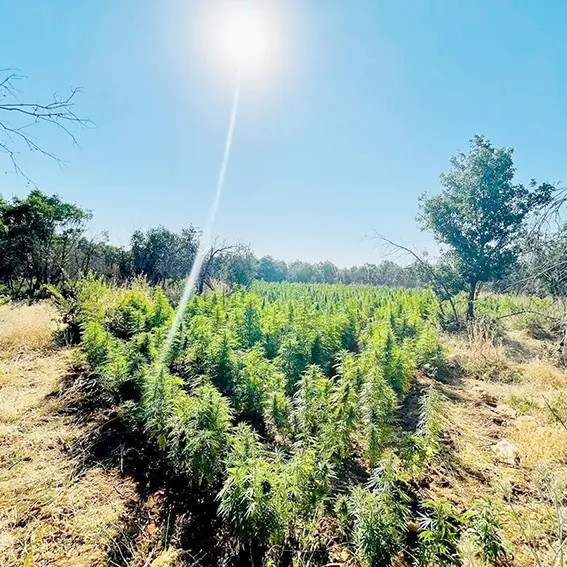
xmin=232 ymin=348 xmax=270 ymax=419
xmin=82 ymin=320 xmax=114 ymax=373
xmin=361 ymin=367 xmax=398 ymax=466
xmin=131 ymin=225 xmax=200 ymax=284
xmin=418 ymin=498 xmax=460 ymax=567
xmin=402 ymin=388 xmax=445 ymax=477
xmin=0 ymin=189 xmax=91 ymax=296
xmin=264 ymin=389 xmax=292 ymax=437
xmin=71 ymin=280 xmax=453 ymax=564
xmin=462 ymin=498 xmax=508 ymax=566
xmin=218 ymin=425 xmax=334 ymax=548
xmin=173 ymin=383 xmax=233 ymax=485
xmin=293 ymin=365 xmax=334 ymax=441
xmin=108 ymin=288 xmax=153 ymax=338
xmin=415 ymin=323 xmax=446 ymax=377
xmin=342 ymin=454 xmax=411 ymax=566
xmin=419 ymin=135 xmax=554 ymax=319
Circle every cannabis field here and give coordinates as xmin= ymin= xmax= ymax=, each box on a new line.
xmin=51 ymin=277 xmax=525 ymax=566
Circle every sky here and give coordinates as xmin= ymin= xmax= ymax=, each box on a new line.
xmin=1 ymin=0 xmax=567 ymax=267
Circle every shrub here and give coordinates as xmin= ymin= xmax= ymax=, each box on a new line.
xmin=360 ymin=367 xmax=398 ymax=466
xmin=418 ymin=498 xmax=460 ymax=567
xmin=462 ymin=498 xmax=508 ymax=566
xmin=149 ymin=286 xmax=174 ymax=329
xmin=292 ymin=365 xmax=334 ymax=442
xmin=415 ymin=323 xmax=446 ymax=378
xmin=108 ymin=288 xmax=153 ymax=339
xmin=218 ymin=425 xmax=286 ymax=547
xmin=82 ymin=320 xmax=114 ymax=373
xmin=343 ymin=455 xmax=410 ymax=566
xmin=171 ymin=382 xmax=233 ymax=484
xmin=264 ymin=389 xmax=292 ymax=437
xmin=233 ymin=348 xmax=272 ymax=420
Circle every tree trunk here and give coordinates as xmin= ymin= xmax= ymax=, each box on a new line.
xmin=467 ymin=282 xmax=477 ymax=322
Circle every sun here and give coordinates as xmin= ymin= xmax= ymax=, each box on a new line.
xmin=218 ymin=3 xmax=271 ymax=73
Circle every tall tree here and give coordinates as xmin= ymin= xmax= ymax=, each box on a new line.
xmin=257 ymin=256 xmax=288 ymax=282
xmin=220 ymin=243 xmax=258 ymax=287
xmin=131 ymin=226 xmax=200 ymax=283
xmin=419 ymin=135 xmax=554 ymax=320
xmin=0 ymin=189 xmax=90 ymax=294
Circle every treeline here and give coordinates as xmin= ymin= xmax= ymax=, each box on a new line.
xmin=0 ymin=189 xmax=427 ymax=297
xmin=2 ymin=132 xmax=566 ymax=319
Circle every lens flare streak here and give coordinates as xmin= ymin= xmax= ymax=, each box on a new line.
xmin=160 ymin=72 xmax=241 ymax=363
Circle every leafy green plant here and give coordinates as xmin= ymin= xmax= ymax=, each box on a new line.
xmin=69 ymin=280 xmax=458 ymax=563
xmin=462 ymin=498 xmax=508 ymax=566
xmin=415 ymin=323 xmax=446 ymax=378
xmin=218 ymin=424 xmax=285 ymax=547
xmin=360 ymin=366 xmax=398 ymax=466
xmin=343 ymin=454 xmax=411 ymax=566
xmin=418 ymin=498 xmax=460 ymax=567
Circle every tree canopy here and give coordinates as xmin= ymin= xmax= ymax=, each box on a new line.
xmin=419 ymin=135 xmax=554 ymax=319
xmin=0 ymin=189 xmax=91 ymax=294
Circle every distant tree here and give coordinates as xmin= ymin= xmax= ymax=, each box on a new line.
xmin=220 ymin=243 xmax=258 ymax=287
xmin=0 ymin=189 xmax=90 ymax=294
xmin=257 ymin=255 xmax=288 ymax=282
xmin=131 ymin=226 xmax=200 ymax=283
xmin=419 ymin=135 xmax=554 ymax=320
xmin=198 ymin=241 xmax=234 ymax=293
xmin=74 ymin=235 xmax=134 ymax=281
xmin=288 ymin=260 xmax=318 ymax=283
xmin=513 ymin=226 xmax=567 ymax=298
xmin=316 ymin=261 xmax=339 ymax=284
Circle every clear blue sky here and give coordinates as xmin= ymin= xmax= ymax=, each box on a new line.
xmin=2 ymin=0 xmax=566 ymax=267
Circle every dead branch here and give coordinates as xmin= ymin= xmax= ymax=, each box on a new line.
xmin=198 ymin=241 xmax=234 ymax=294
xmin=371 ymin=231 xmax=461 ymax=326
xmin=0 ymin=70 xmax=93 ymax=182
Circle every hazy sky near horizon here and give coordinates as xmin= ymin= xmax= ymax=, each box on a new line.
xmin=2 ymin=0 xmax=567 ymax=267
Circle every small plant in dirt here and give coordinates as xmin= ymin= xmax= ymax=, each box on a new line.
xmin=418 ymin=498 xmax=460 ymax=567
xmin=340 ymin=454 xmax=411 ymax=566
xmin=402 ymin=387 xmax=445 ymax=476
xmin=461 ymin=498 xmax=509 ymax=566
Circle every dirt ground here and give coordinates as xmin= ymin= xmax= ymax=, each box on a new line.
xmin=432 ymin=329 xmax=567 ymax=566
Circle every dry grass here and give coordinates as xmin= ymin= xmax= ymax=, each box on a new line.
xmin=436 ymin=330 xmax=567 ymax=566
xmin=0 ymin=302 xmax=59 ymax=355
xmin=0 ymin=302 xmax=141 ymax=567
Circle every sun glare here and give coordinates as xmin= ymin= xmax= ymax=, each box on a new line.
xmin=217 ymin=3 xmax=271 ymax=73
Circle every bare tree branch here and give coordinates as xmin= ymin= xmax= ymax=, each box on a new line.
xmin=0 ymin=70 xmax=93 ymax=182
xmin=198 ymin=240 xmax=234 ymax=294
xmin=370 ymin=231 xmax=461 ymax=326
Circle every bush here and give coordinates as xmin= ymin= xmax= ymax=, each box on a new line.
xmin=415 ymin=323 xmax=446 ymax=378
xmin=108 ymin=288 xmax=153 ymax=339
xmin=462 ymin=498 xmax=508 ymax=566
xmin=360 ymin=367 xmax=398 ymax=466
xmin=343 ymin=455 xmax=410 ymax=566
xmin=401 ymin=388 xmax=444 ymax=477
xmin=172 ymin=383 xmax=233 ymax=484
xmin=218 ymin=424 xmax=286 ymax=547
xmin=418 ymin=498 xmax=460 ymax=567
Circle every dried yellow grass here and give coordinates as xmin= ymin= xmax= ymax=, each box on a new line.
xmin=510 ymin=419 xmax=567 ymax=466
xmin=150 ymin=549 xmax=182 ymax=567
xmin=0 ymin=302 xmax=58 ymax=355
xmin=438 ymin=331 xmax=567 ymax=565
xmin=0 ymin=303 xmax=139 ymax=567
xmin=445 ymin=333 xmax=520 ymax=383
